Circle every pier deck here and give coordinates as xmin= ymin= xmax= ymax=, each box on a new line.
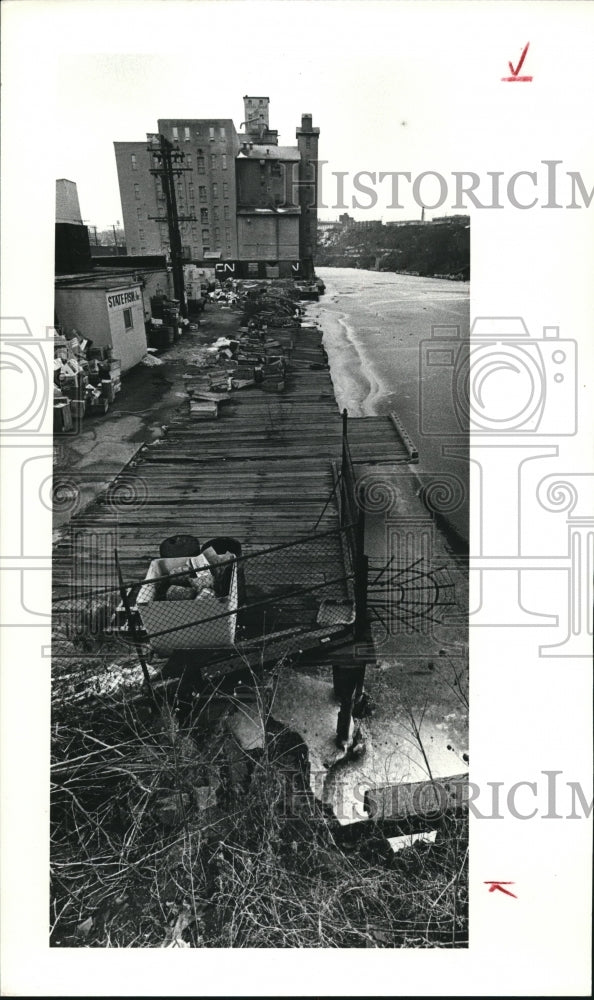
xmin=52 ymin=326 xmax=410 ymax=591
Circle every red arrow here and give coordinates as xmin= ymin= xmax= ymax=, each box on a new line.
xmin=509 ymin=42 xmax=530 ymax=77
xmin=484 ymin=881 xmax=517 ymax=898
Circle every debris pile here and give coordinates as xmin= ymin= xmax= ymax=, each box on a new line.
xmin=146 ymin=295 xmax=188 ymax=349
xmin=53 ymin=329 xmax=121 ymax=429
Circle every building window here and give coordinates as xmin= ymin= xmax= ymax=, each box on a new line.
xmin=200 ymin=208 xmax=208 ymax=223
xmin=172 ymin=127 xmax=178 ymax=141
xmin=202 ymin=228 xmax=209 ymax=241
xmin=223 ymin=182 xmax=229 ymax=199
xmin=197 ymin=156 xmax=205 ymax=174
xmin=186 ymin=154 xmax=192 ymax=167
xmin=136 ymin=207 xmax=142 ymax=218
xmin=199 ymin=185 xmax=207 ymax=203
xmin=248 ymin=262 xmax=259 ymax=274
xmin=189 ymin=182 xmax=195 ymax=201
xmin=212 ymin=183 xmax=218 ymax=198
xmin=225 ymin=228 xmax=231 ymax=242
xmin=183 ymin=245 xmax=192 ymax=259
xmin=131 ymin=154 xmax=137 ymax=170
xmin=210 ymin=154 xmax=217 ymax=170
xmin=184 ymin=127 xmax=190 ymax=141
xmin=214 ymin=228 xmax=221 ymax=245
xmin=220 ymin=126 xmax=226 ymax=139
xmin=134 ymin=183 xmax=140 ymax=200
xmin=213 ymin=206 xmax=219 ymax=222
xmin=209 ymin=126 xmax=215 ymax=140
xmin=222 ymin=154 xmax=227 ymax=170
xmin=123 ymin=308 xmax=133 ymax=330
xmin=224 ymin=205 xmax=230 ymax=221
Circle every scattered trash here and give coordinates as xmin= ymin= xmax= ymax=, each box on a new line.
xmin=162 ymin=905 xmax=193 ymax=948
xmin=140 ymin=353 xmax=164 ymax=367
xmin=189 ymin=398 xmax=219 ymax=420
xmin=387 ymin=830 xmax=437 ymax=854
xmin=76 ymin=916 xmax=94 ymax=938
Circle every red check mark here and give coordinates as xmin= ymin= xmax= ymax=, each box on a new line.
xmin=509 ymin=42 xmax=530 ymax=77
xmin=501 ymin=42 xmax=532 ymax=82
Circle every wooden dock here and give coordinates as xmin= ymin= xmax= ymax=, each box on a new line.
xmin=52 ymin=325 xmax=410 ymax=594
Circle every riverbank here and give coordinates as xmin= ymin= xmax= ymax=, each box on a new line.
xmin=310 ymin=267 xmax=470 ymax=546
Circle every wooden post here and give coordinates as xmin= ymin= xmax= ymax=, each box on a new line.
xmin=340 ymin=409 xmax=348 ymax=528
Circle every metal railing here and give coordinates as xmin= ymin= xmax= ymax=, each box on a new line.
xmin=339 ymin=409 xmax=369 ymax=640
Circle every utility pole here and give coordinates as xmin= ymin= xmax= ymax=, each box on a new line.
xmin=147 ymin=132 xmax=195 ymax=317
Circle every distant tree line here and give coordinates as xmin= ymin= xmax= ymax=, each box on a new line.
xmin=316 ymin=217 xmax=470 ymax=279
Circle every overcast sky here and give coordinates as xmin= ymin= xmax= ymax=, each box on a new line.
xmin=30 ymin=0 xmax=585 ymax=228
xmin=2 ymin=0 xmax=591 ymax=233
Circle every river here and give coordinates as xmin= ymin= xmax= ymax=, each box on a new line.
xmin=309 ymin=267 xmax=470 ymax=544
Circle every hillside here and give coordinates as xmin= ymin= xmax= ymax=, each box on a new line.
xmin=316 ymin=216 xmax=470 ymax=279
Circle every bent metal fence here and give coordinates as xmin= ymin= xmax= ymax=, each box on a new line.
xmin=339 ymin=410 xmax=368 ymax=641
xmin=53 ymin=526 xmax=361 ymax=690
xmin=52 ymin=411 xmax=372 ymax=689
xmin=123 ymin=528 xmax=360 ymax=683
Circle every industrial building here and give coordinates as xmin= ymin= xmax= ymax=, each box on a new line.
xmin=54 ymin=180 xmax=180 ymax=374
xmin=114 ymin=96 xmax=320 ymax=278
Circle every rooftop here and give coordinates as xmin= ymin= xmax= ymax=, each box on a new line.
xmin=55 ymin=271 xmax=144 ymax=290
xmin=237 ymin=144 xmax=300 ymax=161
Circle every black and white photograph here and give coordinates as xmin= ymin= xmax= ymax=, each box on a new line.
xmin=1 ymin=0 xmax=592 ymax=994
xmin=50 ymin=91 xmax=470 ymax=951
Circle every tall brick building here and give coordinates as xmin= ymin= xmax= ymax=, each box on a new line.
xmin=114 ymin=97 xmax=320 ymax=277
xmin=114 ymin=119 xmax=239 ymax=260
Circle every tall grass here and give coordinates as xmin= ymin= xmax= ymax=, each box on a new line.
xmin=50 ymin=664 xmax=467 ymax=948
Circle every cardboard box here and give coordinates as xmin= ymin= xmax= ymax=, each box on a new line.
xmin=261 ymin=378 xmax=285 ymax=392
xmin=136 ymin=555 xmax=238 ymax=655
xmin=69 ymin=399 xmax=86 ymax=421
xmin=189 ymin=398 xmax=219 ymax=420
xmin=53 ymin=401 xmax=73 ymax=432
